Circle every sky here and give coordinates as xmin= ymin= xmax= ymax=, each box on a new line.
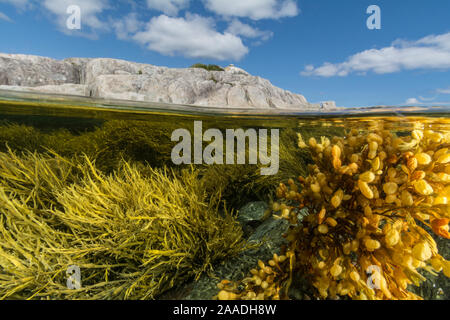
xmin=0 ymin=0 xmax=449 ymax=107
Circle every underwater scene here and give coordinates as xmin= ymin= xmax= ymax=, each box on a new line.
xmin=0 ymin=91 xmax=449 ymax=301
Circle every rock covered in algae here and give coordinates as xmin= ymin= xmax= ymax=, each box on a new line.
xmin=236 ymin=201 xmax=271 ymax=237
xmin=159 ymin=201 xmax=289 ymax=300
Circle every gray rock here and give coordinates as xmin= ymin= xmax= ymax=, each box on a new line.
xmin=0 ymin=53 xmax=322 ymax=110
xmin=63 ymin=58 xmax=92 ymax=84
xmin=237 ymin=201 xmax=269 ymax=237
xmin=0 ymin=53 xmax=78 ymax=86
xmin=321 ymin=101 xmax=337 ymax=109
xmin=83 ymin=58 xmax=144 ymax=85
xmin=0 ymin=84 xmax=88 ymax=96
xmin=224 ymin=64 xmax=249 ymax=76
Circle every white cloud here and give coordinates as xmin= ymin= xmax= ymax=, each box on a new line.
xmin=146 ymin=0 xmax=190 ymax=16
xmin=112 ymin=12 xmax=143 ymax=40
xmin=0 ymin=11 xmax=13 ymax=22
xmin=133 ymin=14 xmax=248 ymax=60
xmin=203 ymin=0 xmax=299 ymax=20
xmin=1 ymin=0 xmax=275 ymax=59
xmin=226 ymin=20 xmax=273 ymax=41
xmin=405 ymin=98 xmax=420 ymax=105
xmin=437 ymin=87 xmax=450 ymax=94
xmin=404 ymin=96 xmax=450 ymax=106
xmin=302 ymin=32 xmax=450 ymax=77
xmin=43 ymin=0 xmax=109 ymax=31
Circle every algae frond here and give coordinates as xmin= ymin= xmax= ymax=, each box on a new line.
xmin=0 ymin=150 xmax=246 ymax=299
xmin=218 ymin=124 xmax=450 ymax=300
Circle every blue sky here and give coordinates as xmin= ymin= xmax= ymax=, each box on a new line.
xmin=0 ymin=0 xmax=449 ymax=107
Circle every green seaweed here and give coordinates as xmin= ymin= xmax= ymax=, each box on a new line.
xmin=0 ymin=150 xmax=247 ymax=300
xmin=200 ymin=128 xmax=323 ymax=209
xmin=0 ymin=120 xmax=176 ymax=173
xmin=0 ymin=119 xmax=345 ymax=215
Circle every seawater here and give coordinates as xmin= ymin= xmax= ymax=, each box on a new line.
xmin=1 ymin=90 xmax=449 ymax=207
xmin=1 ymin=93 xmax=449 ymax=171
xmin=0 ymin=89 xmax=449 ymax=300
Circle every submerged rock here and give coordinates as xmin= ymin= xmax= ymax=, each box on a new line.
xmin=158 ymin=201 xmax=289 ymax=300
xmin=0 ymin=53 xmax=322 ymax=109
xmin=236 ymin=201 xmax=269 ymax=237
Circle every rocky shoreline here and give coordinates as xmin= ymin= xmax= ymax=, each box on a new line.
xmin=0 ymin=53 xmax=332 ymax=110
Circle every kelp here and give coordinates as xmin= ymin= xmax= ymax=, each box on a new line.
xmin=218 ymin=124 xmax=450 ymax=300
xmin=0 ymin=150 xmax=247 ymax=300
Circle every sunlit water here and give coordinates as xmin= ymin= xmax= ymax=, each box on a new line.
xmin=0 ymin=89 xmax=449 ymax=300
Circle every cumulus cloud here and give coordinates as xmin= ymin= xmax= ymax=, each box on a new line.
xmin=1 ymin=0 xmax=276 ymax=60
xmin=0 ymin=12 xmax=13 ymax=22
xmin=302 ymin=32 xmax=450 ymax=77
xmin=133 ymin=14 xmax=248 ymax=60
xmin=43 ymin=0 xmax=109 ymax=31
xmin=226 ymin=19 xmax=273 ymax=41
xmin=112 ymin=12 xmax=143 ymax=40
xmin=146 ymin=0 xmax=190 ymax=16
xmin=203 ymin=0 xmax=299 ymax=20
xmin=405 ymin=98 xmax=420 ymax=105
